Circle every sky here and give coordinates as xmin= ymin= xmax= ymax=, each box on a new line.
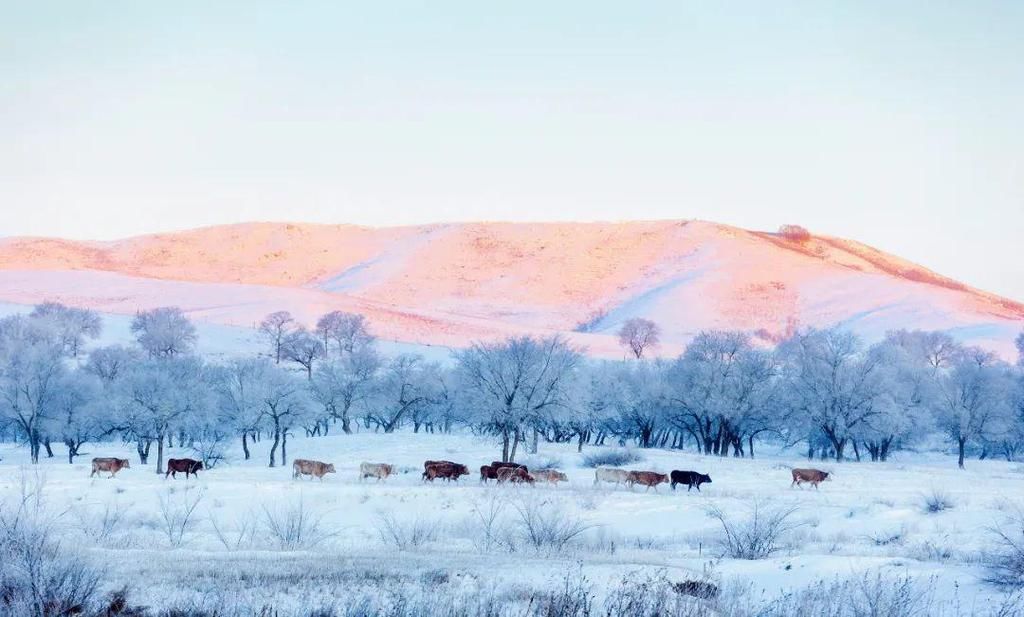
xmin=1 ymin=2 xmax=1022 ymax=300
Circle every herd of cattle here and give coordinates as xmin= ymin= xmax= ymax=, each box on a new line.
xmin=89 ymin=455 xmax=833 ymax=491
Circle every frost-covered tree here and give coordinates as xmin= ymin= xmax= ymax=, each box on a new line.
xmin=0 ymin=316 xmax=66 ymax=463
xmin=120 ymin=356 xmax=209 ymax=473
xmin=315 ymin=311 xmax=374 ymax=357
xmin=861 ymin=335 xmax=937 ymax=461
xmin=259 ymin=363 xmax=312 ymax=467
xmin=364 ymin=354 xmax=439 ymax=434
xmin=933 ymin=357 xmax=1016 ymax=469
xmin=29 ymin=302 xmax=102 ymax=357
xmin=309 ymin=348 xmax=380 ymax=434
xmin=53 ymin=370 xmax=104 ymax=464
xmin=883 ymin=329 xmax=962 ymax=371
xmin=1016 ymin=331 xmax=1024 ymax=367
xmin=130 ymin=307 xmax=197 ymax=359
xmin=212 ymin=358 xmax=269 ymax=460
xmin=258 ymin=311 xmax=295 ymax=364
xmin=667 ymin=331 xmax=779 ymax=457
xmin=456 ymin=335 xmax=581 ymax=462
xmin=617 ymin=318 xmax=661 ymax=359
xmin=611 ymin=359 xmax=671 ymax=448
xmin=84 ymin=345 xmax=141 ymax=383
xmin=282 ymin=327 xmax=324 ymax=380
xmin=778 ymin=328 xmax=891 ymax=461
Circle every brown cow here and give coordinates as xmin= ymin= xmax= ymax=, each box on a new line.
xmin=359 ymin=462 xmax=394 ymax=482
xmin=532 ymin=469 xmax=568 ymax=486
xmin=165 ymin=458 xmax=203 ymax=479
xmin=423 ymin=462 xmax=470 ymax=482
xmin=91 ymin=457 xmax=130 ymax=478
xmin=424 ymin=460 xmax=456 ymax=470
xmin=791 ymin=468 xmax=831 ymax=489
xmin=627 ymin=471 xmax=669 ymax=492
xmin=490 ymin=461 xmax=527 ymax=471
xmin=480 ymin=465 xmax=498 ymax=483
xmin=496 ymin=466 xmax=534 ymax=485
xmin=293 ymin=458 xmax=336 ymax=481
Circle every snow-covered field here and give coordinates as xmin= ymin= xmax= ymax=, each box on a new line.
xmin=3 ymin=430 xmax=1023 ymax=614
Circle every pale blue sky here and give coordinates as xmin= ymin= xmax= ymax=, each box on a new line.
xmin=1 ymin=2 xmax=1022 ymax=300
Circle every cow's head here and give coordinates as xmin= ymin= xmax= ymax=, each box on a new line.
xmin=383 ymin=464 xmax=393 ymax=475
xmin=120 ymin=459 xmax=131 ymax=468
xmin=823 ymin=472 xmax=832 ymax=481
xmin=555 ymin=471 xmax=568 ymax=482
xmin=457 ymin=465 xmax=470 ymax=476
xmin=326 ymin=464 xmax=337 ymax=474
xmin=193 ymin=461 xmax=204 ymax=471
xmin=701 ymin=474 xmax=712 ymax=484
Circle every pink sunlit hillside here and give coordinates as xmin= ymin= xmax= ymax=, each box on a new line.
xmin=0 ymin=220 xmax=1021 ymax=357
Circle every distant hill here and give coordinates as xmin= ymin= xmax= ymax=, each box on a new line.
xmin=1 ymin=220 xmax=1021 ymax=358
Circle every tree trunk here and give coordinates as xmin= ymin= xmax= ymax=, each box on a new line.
xmin=501 ymin=429 xmax=511 ymax=462
xmin=242 ymin=433 xmax=250 ymax=460
xmin=509 ymin=430 xmax=521 ymax=462
xmin=137 ymin=439 xmax=151 ymax=464
xmin=530 ymin=427 xmax=539 ymax=455
xmin=748 ymin=435 xmax=755 ymax=459
xmin=282 ymin=430 xmax=288 ymax=466
xmin=156 ymin=433 xmax=166 ymax=474
xmin=342 ymin=413 xmax=352 ymax=434
xmin=268 ymin=421 xmax=281 ymax=468
xmin=44 ymin=439 xmax=54 ymax=458
xmin=957 ymin=437 xmax=966 ymax=469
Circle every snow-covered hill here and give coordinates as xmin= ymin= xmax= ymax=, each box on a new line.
xmin=1 ymin=220 xmax=1021 ymax=357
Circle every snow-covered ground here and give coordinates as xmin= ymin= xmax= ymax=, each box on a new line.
xmin=2 ymin=430 xmax=1022 ymax=613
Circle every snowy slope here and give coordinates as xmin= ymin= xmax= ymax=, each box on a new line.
xmin=0 ymin=220 xmax=1021 ymax=358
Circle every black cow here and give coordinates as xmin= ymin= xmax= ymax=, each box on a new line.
xmin=166 ymin=458 xmax=204 ymax=479
xmin=670 ymin=470 xmax=712 ymax=492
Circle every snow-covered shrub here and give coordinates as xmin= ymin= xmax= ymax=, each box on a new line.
xmin=581 ymin=449 xmax=643 ymax=468
xmin=375 ymin=510 xmax=440 ymax=551
xmin=71 ymin=500 xmax=128 ymax=545
xmin=922 ymin=489 xmax=955 ymax=514
xmin=466 ymin=494 xmax=508 ymax=553
xmin=157 ymin=486 xmax=205 ymax=548
xmin=209 ymin=509 xmax=258 ymax=551
xmin=513 ymin=496 xmax=593 ymax=554
xmin=986 ymin=512 xmax=1024 ymax=588
xmin=759 ymin=572 xmax=944 ymax=617
xmin=705 ymin=501 xmax=801 ymax=560
xmin=0 ymin=475 xmax=104 ymax=617
xmin=521 ymin=454 xmax=564 ymax=470
xmin=262 ymin=497 xmax=336 ymax=550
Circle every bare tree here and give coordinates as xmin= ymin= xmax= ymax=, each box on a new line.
xmin=315 ymin=311 xmax=374 ymax=356
xmin=365 ymin=354 xmax=438 ymax=433
xmin=933 ymin=357 xmax=1015 ymax=469
xmin=259 ymin=364 xmax=312 ymax=467
xmin=310 ymin=348 xmax=380 ymax=434
xmin=130 ymin=307 xmax=197 ymax=359
xmin=84 ymin=345 xmax=141 ymax=384
xmin=282 ymin=327 xmax=324 ymax=380
xmin=456 ymin=335 xmax=581 ymax=462
xmin=259 ymin=311 xmax=295 ymax=364
xmin=617 ymin=318 xmax=661 ymax=359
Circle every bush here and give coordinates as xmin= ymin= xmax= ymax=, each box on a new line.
xmin=922 ymin=489 xmax=955 ymax=514
xmin=513 ymin=497 xmax=593 ymax=554
xmin=375 ymin=511 xmax=440 ymax=551
xmin=986 ymin=512 xmax=1024 ymax=588
xmin=521 ymin=455 xmax=564 ymax=471
xmin=157 ymin=486 xmax=205 ymax=548
xmin=778 ymin=224 xmax=811 ymax=242
xmin=0 ymin=474 xmax=105 ymax=617
xmin=262 ymin=498 xmax=336 ymax=550
xmin=581 ymin=449 xmax=643 ymax=468
xmin=706 ymin=501 xmax=802 ymax=560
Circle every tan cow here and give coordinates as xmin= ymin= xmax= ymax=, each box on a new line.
xmin=627 ymin=471 xmax=669 ymax=492
xmin=293 ymin=458 xmax=336 ymax=481
xmin=359 ymin=462 xmax=394 ymax=482
xmin=791 ymin=468 xmax=831 ymax=489
xmin=532 ymin=469 xmax=568 ymax=486
xmin=593 ymin=467 xmax=631 ymax=487
xmin=91 ymin=457 xmax=130 ymax=478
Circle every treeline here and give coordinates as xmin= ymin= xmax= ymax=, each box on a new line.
xmin=0 ymin=303 xmax=1022 ymax=470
